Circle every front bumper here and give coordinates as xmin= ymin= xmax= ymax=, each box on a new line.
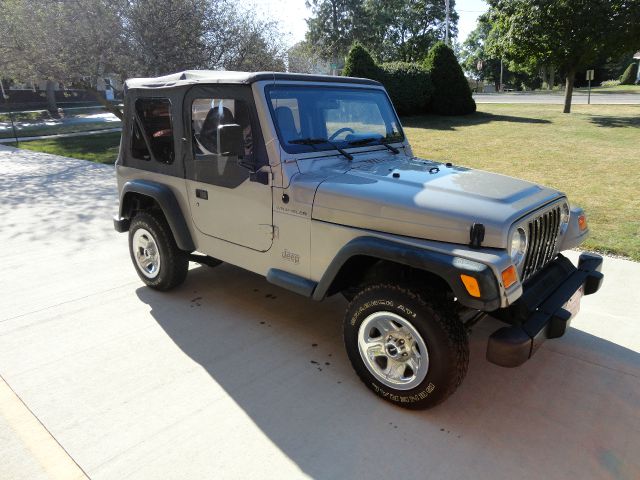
xmin=486 ymin=252 xmax=604 ymax=367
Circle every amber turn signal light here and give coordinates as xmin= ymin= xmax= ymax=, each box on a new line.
xmin=460 ymin=274 xmax=481 ymax=298
xmin=501 ymin=265 xmax=518 ymax=289
xmin=578 ymin=214 xmax=588 ymax=231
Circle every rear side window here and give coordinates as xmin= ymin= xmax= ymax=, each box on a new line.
xmin=131 ymin=98 xmax=174 ymax=164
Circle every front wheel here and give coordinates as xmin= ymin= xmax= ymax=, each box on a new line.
xmin=344 ymin=284 xmax=469 ymax=409
xmin=128 ymin=212 xmax=189 ymax=291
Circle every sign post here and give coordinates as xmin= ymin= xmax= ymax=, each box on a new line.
xmin=586 ymin=69 xmax=595 ymax=105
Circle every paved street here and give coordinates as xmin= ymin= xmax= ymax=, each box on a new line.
xmin=1 ymin=145 xmax=639 ymax=480
xmin=474 ymin=92 xmax=640 ymax=104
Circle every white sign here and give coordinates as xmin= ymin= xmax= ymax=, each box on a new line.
xmin=586 ymin=70 xmax=595 ymax=81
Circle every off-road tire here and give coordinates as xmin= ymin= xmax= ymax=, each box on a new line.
xmin=344 ymin=283 xmax=469 ymax=409
xmin=128 ymin=212 xmax=188 ymax=290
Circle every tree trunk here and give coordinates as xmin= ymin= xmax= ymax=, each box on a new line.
xmin=549 ymin=65 xmax=556 ymax=88
xmin=46 ymin=80 xmax=59 ymax=117
xmin=541 ymin=65 xmax=549 ymax=90
xmin=86 ymin=85 xmax=123 ymax=120
xmin=563 ymin=70 xmax=575 ymax=114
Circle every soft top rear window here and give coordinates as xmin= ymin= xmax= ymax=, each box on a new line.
xmin=132 ymin=97 xmax=174 ymax=164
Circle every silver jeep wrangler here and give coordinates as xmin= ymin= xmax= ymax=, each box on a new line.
xmin=114 ymin=71 xmax=603 ymax=409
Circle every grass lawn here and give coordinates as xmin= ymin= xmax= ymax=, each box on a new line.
xmin=11 ymin=131 xmax=121 ymax=164
xmin=403 ymin=104 xmax=640 ymax=260
xmin=578 ymin=84 xmax=640 ymax=94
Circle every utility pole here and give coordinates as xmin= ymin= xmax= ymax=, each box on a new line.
xmin=500 ymin=58 xmax=504 ymax=92
xmin=444 ymin=0 xmax=450 ymax=45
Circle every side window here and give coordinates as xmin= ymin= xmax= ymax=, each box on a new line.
xmin=132 ymin=98 xmax=174 ymax=164
xmin=192 ymin=98 xmax=254 ymax=164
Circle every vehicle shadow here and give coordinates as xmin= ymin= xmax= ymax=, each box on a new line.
xmin=402 ymin=112 xmax=551 ymax=131
xmin=137 ymin=263 xmax=640 ymax=479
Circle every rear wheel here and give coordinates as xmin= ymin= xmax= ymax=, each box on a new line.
xmin=128 ymin=212 xmax=188 ymax=290
xmin=344 ymin=283 xmax=469 ymax=409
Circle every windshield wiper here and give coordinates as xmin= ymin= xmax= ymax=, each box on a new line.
xmin=289 ymin=137 xmax=353 ymax=161
xmin=347 ymin=136 xmax=400 ymax=154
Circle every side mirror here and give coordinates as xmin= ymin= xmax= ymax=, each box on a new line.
xmin=216 ymin=123 xmax=243 ymax=156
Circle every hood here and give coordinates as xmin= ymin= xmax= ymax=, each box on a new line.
xmin=311 ymin=156 xmax=564 ymax=248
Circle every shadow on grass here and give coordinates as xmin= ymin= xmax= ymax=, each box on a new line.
xmin=402 ymin=111 xmax=552 ymax=131
xmin=589 ymin=115 xmax=640 ymax=129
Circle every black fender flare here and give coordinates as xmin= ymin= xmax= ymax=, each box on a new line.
xmin=119 ymin=179 xmax=195 ymax=252
xmin=312 ymin=237 xmax=501 ymax=311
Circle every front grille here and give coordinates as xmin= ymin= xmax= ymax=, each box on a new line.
xmin=521 ymin=205 xmax=562 ymax=282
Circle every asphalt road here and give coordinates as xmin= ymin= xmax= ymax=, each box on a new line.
xmin=1 ymin=145 xmax=639 ymax=480
xmin=474 ymin=92 xmax=640 ymax=104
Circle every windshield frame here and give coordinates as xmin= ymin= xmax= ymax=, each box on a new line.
xmin=264 ymin=83 xmax=405 ymax=156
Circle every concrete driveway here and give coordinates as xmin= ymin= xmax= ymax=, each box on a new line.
xmin=1 ymin=145 xmax=639 ymax=480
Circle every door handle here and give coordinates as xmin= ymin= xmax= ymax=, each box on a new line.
xmin=195 ymin=189 xmax=208 ymax=200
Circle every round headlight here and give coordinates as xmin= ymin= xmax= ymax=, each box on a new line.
xmin=510 ymin=227 xmax=528 ymax=265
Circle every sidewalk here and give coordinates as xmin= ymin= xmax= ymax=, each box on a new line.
xmin=0 ymin=127 xmax=121 ymax=144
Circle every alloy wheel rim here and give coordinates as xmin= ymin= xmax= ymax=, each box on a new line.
xmin=357 ymin=311 xmax=429 ymax=390
xmin=132 ymin=228 xmax=161 ymax=279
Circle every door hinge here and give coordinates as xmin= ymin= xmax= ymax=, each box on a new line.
xmin=258 ymin=224 xmax=275 ymax=239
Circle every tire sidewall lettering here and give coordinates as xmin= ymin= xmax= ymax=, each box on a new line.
xmin=371 ymin=382 xmax=437 ymax=403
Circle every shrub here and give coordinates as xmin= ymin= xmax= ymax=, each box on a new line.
xmin=343 ymin=44 xmax=432 ymax=115
xmin=342 ymin=43 xmax=382 ymax=81
xmin=423 ymin=42 xmax=476 ymax=115
xmin=380 ymin=62 xmax=433 ymax=115
xmin=620 ymin=62 xmax=638 ymax=85
xmin=600 ymin=79 xmax=621 ymax=87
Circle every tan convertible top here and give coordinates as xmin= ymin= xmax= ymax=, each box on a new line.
xmin=124 ymin=70 xmax=382 ymax=90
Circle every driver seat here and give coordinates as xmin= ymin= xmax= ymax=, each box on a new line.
xmin=274 ymin=106 xmax=300 ymax=143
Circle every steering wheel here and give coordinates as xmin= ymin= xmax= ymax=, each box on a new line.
xmin=329 ymin=127 xmax=355 ymax=141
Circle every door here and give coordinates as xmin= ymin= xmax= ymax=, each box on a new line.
xmin=184 ymin=85 xmax=273 ymax=252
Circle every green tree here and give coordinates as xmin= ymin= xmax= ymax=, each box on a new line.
xmin=0 ymin=0 xmax=126 ymax=116
xmin=342 ymin=43 xmax=382 ymax=79
xmin=123 ymin=0 xmax=210 ymax=76
xmin=305 ymin=0 xmax=371 ymax=65
xmin=0 ymin=0 xmax=287 ymax=117
xmin=489 ymin=0 xmax=640 ymax=113
xmin=460 ymin=14 xmax=501 ymax=91
xmin=306 ymin=0 xmax=458 ymax=64
xmin=288 ymin=41 xmax=326 ymax=74
xmin=424 ymin=41 xmax=475 ymax=115
xmin=365 ymin=0 xmax=458 ymax=62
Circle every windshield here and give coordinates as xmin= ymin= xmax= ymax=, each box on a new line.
xmin=266 ymin=85 xmax=404 ymax=155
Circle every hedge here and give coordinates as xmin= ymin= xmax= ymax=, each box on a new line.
xmin=380 ymin=62 xmax=433 ymax=115
xmin=343 ymin=44 xmax=432 ymax=115
xmin=423 ymin=42 xmax=476 ymax=115
xmin=343 ymin=42 xmax=475 ymax=116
